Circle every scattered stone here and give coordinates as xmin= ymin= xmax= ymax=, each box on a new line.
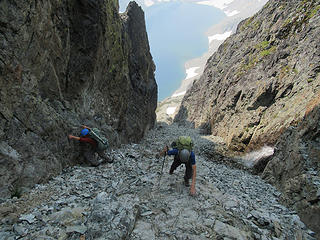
xmin=66 ymin=225 xmax=87 ymax=234
xmin=13 ymin=224 xmax=28 ymax=236
xmin=19 ymin=214 xmax=36 ymax=224
xmin=0 ymin=124 xmax=316 ymax=239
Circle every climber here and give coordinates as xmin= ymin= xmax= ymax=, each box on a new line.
xmin=68 ymin=125 xmax=113 ymax=166
xmin=161 ymin=136 xmax=197 ymax=196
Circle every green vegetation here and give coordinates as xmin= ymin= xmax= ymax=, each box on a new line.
xmin=281 ymin=65 xmax=290 ymax=74
xmin=253 ymin=20 xmax=262 ymax=30
xmin=222 ymin=42 xmax=229 ymax=53
xmin=309 ymin=5 xmax=320 ymax=18
xmin=283 ymin=18 xmax=292 ymax=26
xmin=279 ymin=65 xmax=299 ymax=80
xmin=256 ymin=40 xmax=270 ymax=50
xmin=236 ymin=53 xmax=259 ymax=78
xmin=255 ymin=41 xmax=277 ymax=58
xmin=307 ymin=78 xmax=314 ymax=83
xmin=108 ymin=64 xmax=117 ymax=73
xmin=283 ymin=2 xmax=320 ymax=32
xmin=241 ymin=18 xmax=262 ymax=31
xmin=240 ymin=17 xmax=254 ymax=31
xmin=235 ymin=39 xmax=277 ymax=78
xmin=260 ymin=46 xmax=276 ymax=57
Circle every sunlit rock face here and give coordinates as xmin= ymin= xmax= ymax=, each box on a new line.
xmin=0 ymin=0 xmax=156 ymax=198
xmin=174 ymin=0 xmax=320 ymax=235
xmin=175 ymin=0 xmax=320 ymax=152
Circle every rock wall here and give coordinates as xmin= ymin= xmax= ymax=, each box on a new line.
xmin=175 ymin=0 xmax=320 ymax=152
xmin=262 ymin=104 xmax=320 ymax=235
xmin=174 ymin=0 xmax=320 ymax=234
xmin=0 ymin=0 xmax=157 ymax=198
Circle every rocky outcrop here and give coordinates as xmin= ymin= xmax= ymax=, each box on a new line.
xmin=175 ymin=0 xmax=320 ymax=152
xmin=174 ymin=0 xmax=320 ymax=236
xmin=262 ymin=104 xmax=320 ymax=236
xmin=0 ymin=0 xmax=157 ymax=198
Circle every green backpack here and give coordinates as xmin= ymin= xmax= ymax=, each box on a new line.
xmin=176 ymin=136 xmax=193 ymax=151
xmin=89 ymin=128 xmax=109 ymax=151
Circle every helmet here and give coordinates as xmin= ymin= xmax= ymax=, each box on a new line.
xmin=80 ymin=128 xmax=89 ymax=137
xmin=179 ymin=149 xmax=190 ymax=163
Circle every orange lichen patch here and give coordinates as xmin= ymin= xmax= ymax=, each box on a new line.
xmin=305 ymin=91 xmax=320 ymax=116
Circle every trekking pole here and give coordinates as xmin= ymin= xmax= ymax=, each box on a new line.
xmin=157 ymin=154 xmax=166 ymax=189
xmin=157 ymin=146 xmax=168 ymax=189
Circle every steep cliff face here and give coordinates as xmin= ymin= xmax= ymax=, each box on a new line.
xmin=121 ymin=2 xmax=157 ymax=139
xmin=174 ymin=0 xmax=320 ymax=234
xmin=0 ymin=0 xmax=157 ymax=198
xmin=175 ymin=0 xmax=320 ymax=152
xmin=262 ymin=104 xmax=320 ymax=236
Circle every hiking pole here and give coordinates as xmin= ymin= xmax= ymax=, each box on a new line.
xmin=157 ymin=154 xmax=166 ymax=189
xmin=157 ymin=146 xmax=168 ymax=189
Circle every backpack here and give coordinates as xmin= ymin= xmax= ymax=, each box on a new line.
xmin=176 ymin=136 xmax=193 ymax=163
xmin=89 ymin=128 xmax=109 ymax=151
xmin=176 ymin=136 xmax=193 ymax=151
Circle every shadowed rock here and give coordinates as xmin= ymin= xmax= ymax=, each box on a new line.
xmin=0 ymin=0 xmax=157 ymax=198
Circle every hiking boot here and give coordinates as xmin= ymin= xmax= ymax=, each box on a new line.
xmin=107 ymin=158 xmax=114 ymax=163
xmin=103 ymin=156 xmax=113 ymax=163
xmin=184 ymin=179 xmax=190 ymax=187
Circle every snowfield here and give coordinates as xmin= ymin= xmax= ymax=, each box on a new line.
xmin=208 ymin=31 xmax=232 ymax=44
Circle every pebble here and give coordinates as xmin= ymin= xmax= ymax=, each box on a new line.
xmin=0 ymin=123 xmax=315 ymax=239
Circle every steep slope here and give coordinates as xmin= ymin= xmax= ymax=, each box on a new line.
xmin=0 ymin=0 xmax=157 ymax=198
xmin=174 ymin=0 xmax=320 ymax=235
xmin=0 ymin=124 xmax=316 ymax=239
xmin=175 ymin=0 xmax=320 ymax=152
xmin=262 ymin=104 xmax=320 ymax=235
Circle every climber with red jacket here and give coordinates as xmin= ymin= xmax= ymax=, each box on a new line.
xmin=68 ymin=125 xmax=113 ymax=166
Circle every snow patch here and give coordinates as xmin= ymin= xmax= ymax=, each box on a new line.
xmin=208 ymin=31 xmax=232 ymax=44
xmin=166 ymin=107 xmax=176 ymax=115
xmin=196 ymin=0 xmax=235 ymax=9
xmin=224 ymin=9 xmax=240 ymax=17
xmin=144 ymin=0 xmax=155 ymax=7
xmin=185 ymin=67 xmax=200 ymax=80
xmin=241 ymin=146 xmax=274 ymax=168
xmin=172 ymin=91 xmax=186 ymax=97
